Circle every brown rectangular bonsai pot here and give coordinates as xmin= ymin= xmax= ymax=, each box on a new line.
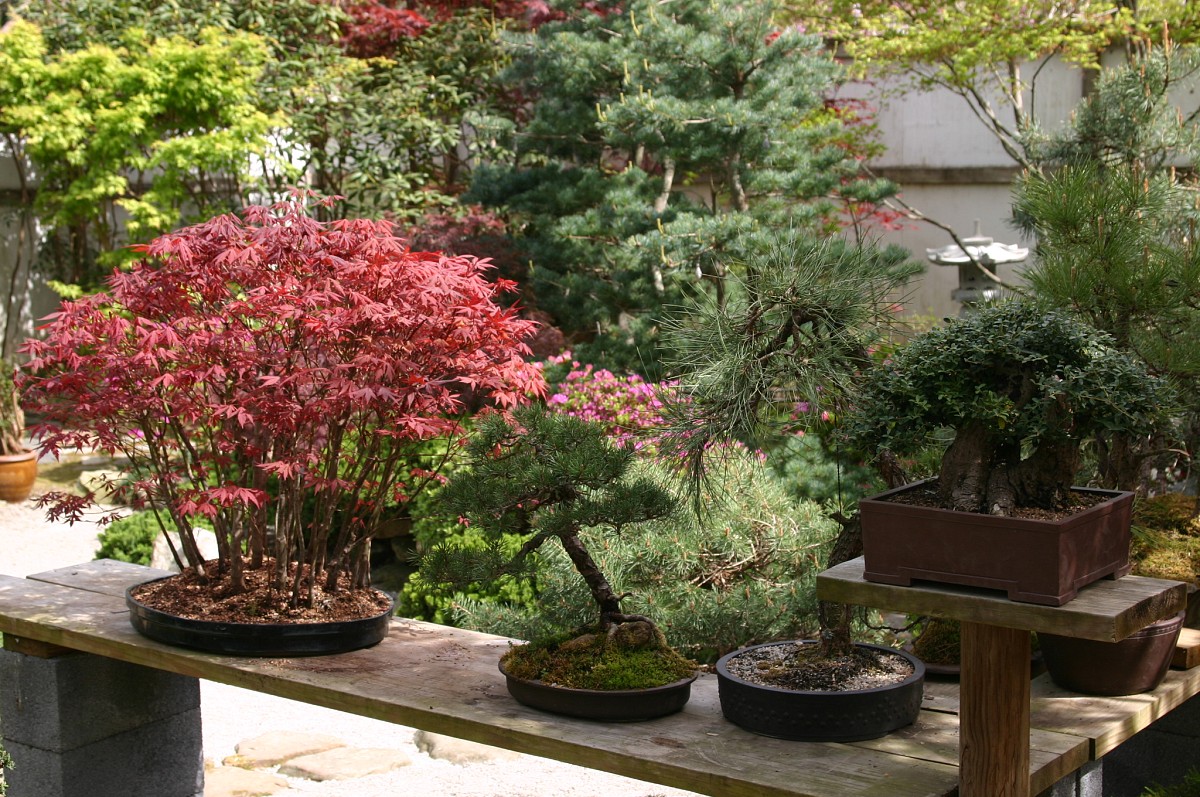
xmin=859 ymin=479 xmax=1134 ymax=606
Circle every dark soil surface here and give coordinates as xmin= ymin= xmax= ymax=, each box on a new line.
xmin=724 ymin=642 xmax=914 ymax=692
xmin=130 ymin=558 xmax=392 ymax=624
xmin=884 ymin=480 xmax=1110 ymax=521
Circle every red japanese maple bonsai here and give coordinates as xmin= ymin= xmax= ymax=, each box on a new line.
xmin=21 ymin=195 xmax=545 ymax=619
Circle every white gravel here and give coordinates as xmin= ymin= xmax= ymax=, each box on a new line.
xmin=1 ymin=491 xmax=699 ymax=797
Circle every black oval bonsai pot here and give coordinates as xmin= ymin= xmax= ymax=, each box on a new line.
xmin=1039 ymin=611 xmax=1184 ymax=696
xmin=716 ymin=640 xmax=925 ymax=742
xmin=498 ymin=659 xmax=697 ymax=722
xmin=126 ymin=579 xmax=394 ymax=657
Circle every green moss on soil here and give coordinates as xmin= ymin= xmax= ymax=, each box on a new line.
xmin=1132 ymin=495 xmax=1200 ymax=584
xmin=501 ymin=627 xmax=696 ymax=690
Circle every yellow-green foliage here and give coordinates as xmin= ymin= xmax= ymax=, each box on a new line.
xmin=1131 ymin=494 xmax=1200 ymax=583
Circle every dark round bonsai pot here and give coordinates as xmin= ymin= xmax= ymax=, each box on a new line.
xmin=716 ymin=640 xmax=925 ymax=742
xmin=498 ymin=659 xmax=697 ymax=722
xmin=1039 ymin=612 xmax=1184 ymax=696
xmin=126 ymin=579 xmax=394 ymax=657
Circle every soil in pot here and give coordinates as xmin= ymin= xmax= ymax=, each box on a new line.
xmin=127 ymin=557 xmax=395 ymax=656
xmin=498 ymin=623 xmax=698 ymax=721
xmin=716 ymin=640 xmax=925 ymax=742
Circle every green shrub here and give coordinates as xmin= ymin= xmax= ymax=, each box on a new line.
xmin=1142 ymin=769 xmax=1200 ymax=797
xmin=453 ymin=451 xmax=838 ymax=663
xmin=0 ymin=737 xmax=11 ymax=796
xmin=95 ymin=511 xmax=162 ymax=565
xmin=94 ymin=510 xmax=212 ymax=566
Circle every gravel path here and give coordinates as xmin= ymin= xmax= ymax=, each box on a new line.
xmin=0 ymin=490 xmax=700 ymax=797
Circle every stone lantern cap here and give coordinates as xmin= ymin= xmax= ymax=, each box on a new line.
xmin=927 ymin=236 xmax=1029 ymax=266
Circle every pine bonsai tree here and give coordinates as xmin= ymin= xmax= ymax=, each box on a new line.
xmin=423 ymin=406 xmax=695 ymax=688
xmin=659 ymin=233 xmax=920 ymax=657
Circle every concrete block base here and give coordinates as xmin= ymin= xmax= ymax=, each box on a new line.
xmin=0 ymin=648 xmax=203 ymax=797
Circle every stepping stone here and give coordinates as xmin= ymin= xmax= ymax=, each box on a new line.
xmin=203 ymin=765 xmax=289 ymax=797
xmin=414 ymin=730 xmax=522 ymax=764
xmin=277 ymin=747 xmax=413 ymax=781
xmin=223 ymin=730 xmax=346 ymax=769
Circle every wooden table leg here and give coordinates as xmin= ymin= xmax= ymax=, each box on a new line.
xmin=959 ymin=622 xmax=1031 ymax=797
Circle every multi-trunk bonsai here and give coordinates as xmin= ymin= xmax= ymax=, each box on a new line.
xmin=847 ymin=300 xmax=1169 ymax=605
xmin=659 ymin=234 xmax=927 ymax=740
xmin=19 ymin=196 xmax=546 ymax=656
xmin=422 ymin=406 xmax=698 ymax=721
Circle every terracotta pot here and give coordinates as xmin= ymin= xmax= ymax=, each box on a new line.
xmin=498 ymin=659 xmax=696 ymax=721
xmin=715 ymin=641 xmax=925 ymax=742
xmin=126 ymin=578 xmax=394 ymax=657
xmin=1039 ymin=612 xmax=1184 ymax=696
xmin=0 ymin=449 xmax=37 ymax=503
xmin=859 ymin=479 xmax=1134 ymax=606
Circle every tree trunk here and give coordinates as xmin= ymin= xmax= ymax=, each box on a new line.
xmin=559 ymin=532 xmax=624 ymax=626
xmin=938 ymin=421 xmax=994 ymax=513
xmin=1000 ymin=439 xmax=1079 ymax=511
xmin=817 ymin=511 xmax=863 ymax=658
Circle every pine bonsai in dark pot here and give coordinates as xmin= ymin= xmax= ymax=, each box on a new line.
xmin=422 ymin=406 xmax=697 ymax=721
xmin=847 ymin=300 xmax=1169 ymax=606
xmin=660 ymin=234 xmax=927 ymax=741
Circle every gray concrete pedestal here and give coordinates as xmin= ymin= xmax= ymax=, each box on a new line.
xmin=0 ymin=645 xmax=203 ymax=797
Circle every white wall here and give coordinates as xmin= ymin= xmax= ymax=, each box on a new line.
xmin=842 ymin=57 xmax=1085 ymax=317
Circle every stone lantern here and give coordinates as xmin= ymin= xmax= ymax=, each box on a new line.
xmin=926 ymin=221 xmax=1028 ymax=315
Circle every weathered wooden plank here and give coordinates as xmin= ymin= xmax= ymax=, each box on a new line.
xmin=2 ymin=635 xmax=74 ymax=658
xmin=849 ymin=704 xmax=1086 ymax=795
xmin=26 ymin=558 xmax=175 ymax=597
xmin=0 ymin=572 xmax=962 ymax=797
xmin=818 ymin=558 xmax=1185 ymax=642
xmin=1173 ymin=628 xmax=1200 ymax=670
xmin=9 ymin=562 xmax=1095 ymax=794
xmin=1030 ymin=666 xmax=1200 ymax=758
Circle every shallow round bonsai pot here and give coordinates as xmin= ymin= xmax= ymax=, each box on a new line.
xmin=498 ymin=659 xmax=697 ymax=722
xmin=716 ymin=640 xmax=925 ymax=742
xmin=1039 ymin=612 xmax=1184 ymax=696
xmin=0 ymin=449 xmax=38 ymax=503
xmin=126 ymin=578 xmax=395 ymax=657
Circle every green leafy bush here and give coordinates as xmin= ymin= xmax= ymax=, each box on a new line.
xmin=95 ymin=510 xmax=213 ymax=566
xmin=452 ymin=451 xmax=838 ymax=663
xmin=1142 ymin=769 xmax=1200 ymax=797
xmin=95 ymin=511 xmax=162 ymax=565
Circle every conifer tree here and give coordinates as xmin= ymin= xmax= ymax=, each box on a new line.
xmin=467 ymin=0 xmax=896 ymax=374
xmin=1012 ymin=44 xmax=1200 ymax=489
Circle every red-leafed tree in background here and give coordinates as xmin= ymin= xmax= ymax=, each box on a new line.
xmin=20 ymin=194 xmax=545 ymax=608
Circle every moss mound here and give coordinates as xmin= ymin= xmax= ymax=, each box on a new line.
xmin=501 ymin=623 xmax=696 ymax=691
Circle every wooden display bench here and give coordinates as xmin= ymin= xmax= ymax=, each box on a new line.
xmin=0 ymin=559 xmax=1197 ymax=797
xmin=817 ymin=557 xmax=1191 ymax=797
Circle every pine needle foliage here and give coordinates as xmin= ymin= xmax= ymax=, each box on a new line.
xmin=1013 ymin=42 xmax=1200 ymax=488
xmin=423 ymin=407 xmax=677 ymax=631
xmin=453 ymin=452 xmax=839 ymax=663
xmin=659 ymin=234 xmax=920 ymax=495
